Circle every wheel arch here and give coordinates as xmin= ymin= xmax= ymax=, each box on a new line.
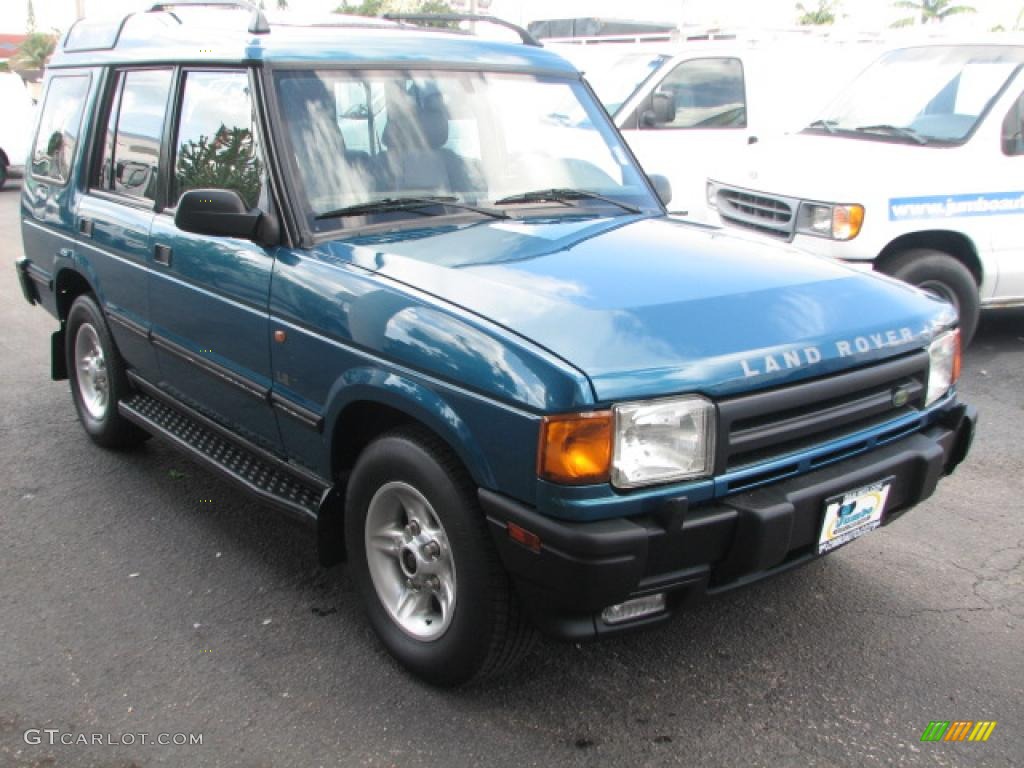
xmin=54 ymin=266 xmax=96 ymax=324
xmin=875 ymin=230 xmax=983 ymax=287
xmin=325 ymin=368 xmax=498 ymax=491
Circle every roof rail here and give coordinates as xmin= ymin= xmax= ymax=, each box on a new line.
xmin=382 ymin=13 xmax=541 ymax=47
xmin=147 ymin=0 xmax=269 ymax=34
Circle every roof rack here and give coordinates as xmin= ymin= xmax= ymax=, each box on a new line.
xmin=382 ymin=13 xmax=541 ymax=47
xmin=148 ymin=1 xmax=269 ymax=34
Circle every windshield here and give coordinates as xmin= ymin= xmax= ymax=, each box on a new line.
xmin=806 ymin=45 xmax=1024 ymax=145
xmin=583 ymin=52 xmax=669 ymax=115
xmin=274 ymin=70 xmax=658 ymax=232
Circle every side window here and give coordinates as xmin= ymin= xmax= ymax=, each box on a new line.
xmin=1002 ymin=91 xmax=1023 ymax=156
xmin=172 ymin=70 xmax=264 ymax=209
xmin=639 ymin=57 xmax=746 ymax=130
xmin=94 ymin=68 xmax=173 ymax=202
xmin=31 ymin=75 xmax=91 ymax=184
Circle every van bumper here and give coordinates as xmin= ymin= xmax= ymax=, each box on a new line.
xmin=480 ymin=402 xmax=976 ymax=640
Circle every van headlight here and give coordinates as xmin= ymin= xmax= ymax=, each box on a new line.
xmin=612 ymin=396 xmax=715 ymax=488
xmin=706 ymin=181 xmax=719 ymax=209
xmin=796 ymin=202 xmax=864 ymax=241
xmin=926 ymin=329 xmax=961 ymax=406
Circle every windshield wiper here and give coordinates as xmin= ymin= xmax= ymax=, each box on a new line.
xmin=494 ymin=188 xmax=642 ymax=215
xmin=806 ymin=119 xmax=838 ymax=134
xmin=855 ymin=124 xmax=929 ymax=145
xmin=315 ymin=196 xmax=509 ymax=221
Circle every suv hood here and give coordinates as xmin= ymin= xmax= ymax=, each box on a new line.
xmin=328 ymin=215 xmax=954 ymax=403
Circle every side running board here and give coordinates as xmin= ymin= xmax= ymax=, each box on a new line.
xmin=118 ymin=379 xmax=329 ymax=525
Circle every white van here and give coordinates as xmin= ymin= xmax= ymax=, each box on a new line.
xmin=559 ymin=37 xmax=882 ymax=219
xmin=0 ymin=72 xmax=34 ymax=188
xmin=708 ymin=41 xmax=1024 ymax=342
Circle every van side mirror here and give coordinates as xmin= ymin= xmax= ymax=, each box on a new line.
xmin=175 ymin=189 xmax=262 ymax=240
xmin=648 ymin=174 xmax=672 ymax=207
xmin=642 ymin=91 xmax=676 ymax=127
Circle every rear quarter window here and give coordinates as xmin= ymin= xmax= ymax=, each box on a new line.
xmin=31 ymin=75 xmax=91 ymax=184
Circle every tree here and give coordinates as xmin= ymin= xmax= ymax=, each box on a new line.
xmin=890 ymin=0 xmax=976 ymax=27
xmin=175 ymin=127 xmax=262 ymax=208
xmin=336 ymin=0 xmax=455 ymax=19
xmin=10 ymin=32 xmax=56 ymax=73
xmin=796 ymin=0 xmax=840 ymax=25
xmin=26 ymin=0 xmax=36 ymax=32
xmin=1016 ymin=5 xmax=1023 ymax=29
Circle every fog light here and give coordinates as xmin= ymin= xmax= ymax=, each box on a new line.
xmin=600 ymin=593 xmax=667 ymax=625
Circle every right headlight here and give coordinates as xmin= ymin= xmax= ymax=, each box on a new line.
xmin=795 ymin=202 xmax=864 ymax=241
xmin=612 ymin=396 xmax=716 ymax=489
xmin=926 ymin=329 xmax=962 ymax=406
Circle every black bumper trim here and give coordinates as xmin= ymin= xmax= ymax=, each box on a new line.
xmin=480 ymin=402 xmax=976 ymax=640
xmin=15 ymin=257 xmax=40 ymax=305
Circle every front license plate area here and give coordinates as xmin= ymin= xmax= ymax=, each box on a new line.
xmin=818 ymin=478 xmax=893 ymax=555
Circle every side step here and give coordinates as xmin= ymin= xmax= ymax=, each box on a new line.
xmin=119 ymin=388 xmax=328 ymax=524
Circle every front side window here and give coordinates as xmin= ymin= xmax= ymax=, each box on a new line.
xmin=1002 ymin=91 xmax=1024 ymax=156
xmin=173 ymin=70 xmax=264 ymax=209
xmin=274 ymin=69 xmax=657 ymax=233
xmin=95 ymin=68 xmax=173 ymax=201
xmin=639 ymin=57 xmax=746 ymax=130
xmin=807 ymin=46 xmax=1024 ymax=145
xmin=31 ymin=75 xmax=91 ymax=184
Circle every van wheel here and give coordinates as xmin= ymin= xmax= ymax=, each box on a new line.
xmin=0 ymin=160 xmax=7 ymax=190
xmin=66 ymin=294 xmax=149 ymax=449
xmin=883 ymin=249 xmax=980 ymax=345
xmin=345 ymin=426 xmax=536 ymax=686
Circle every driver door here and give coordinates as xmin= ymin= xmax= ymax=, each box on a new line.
xmin=621 ymin=56 xmax=750 ymax=219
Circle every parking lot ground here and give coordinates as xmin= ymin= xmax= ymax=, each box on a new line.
xmin=1 ymin=183 xmax=1021 ymax=767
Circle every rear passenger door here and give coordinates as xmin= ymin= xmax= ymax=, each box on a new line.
xmin=148 ymin=68 xmax=282 ymax=451
xmin=78 ymin=67 xmax=175 ymax=380
xmin=621 ymin=56 xmax=748 ymax=219
xmin=993 ymin=87 xmax=1024 ymax=299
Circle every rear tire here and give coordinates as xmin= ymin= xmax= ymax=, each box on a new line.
xmin=0 ymin=160 xmax=7 ymax=190
xmin=882 ymin=249 xmax=980 ymax=345
xmin=345 ymin=426 xmax=536 ymax=686
xmin=66 ymin=294 xmax=149 ymax=449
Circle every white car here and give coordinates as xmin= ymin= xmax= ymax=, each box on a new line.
xmin=708 ymin=41 xmax=1024 ymax=342
xmin=0 ymin=72 xmax=34 ymax=189
xmin=561 ymin=37 xmax=882 ymax=220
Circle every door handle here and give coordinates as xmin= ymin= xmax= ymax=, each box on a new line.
xmin=79 ymin=218 xmax=94 ymax=237
xmin=154 ymin=244 xmax=173 ymax=267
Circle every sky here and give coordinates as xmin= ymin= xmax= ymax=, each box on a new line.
xmin=3 ymin=0 xmax=1021 ymax=35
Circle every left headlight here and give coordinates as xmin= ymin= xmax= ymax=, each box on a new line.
xmin=926 ymin=329 xmax=961 ymax=406
xmin=612 ymin=396 xmax=716 ymax=489
xmin=796 ymin=202 xmax=864 ymax=241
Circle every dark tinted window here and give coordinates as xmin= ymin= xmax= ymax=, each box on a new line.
xmin=1002 ymin=91 xmax=1023 ymax=156
xmin=172 ymin=70 xmax=263 ymax=208
xmin=641 ymin=57 xmax=746 ymax=130
xmin=31 ymin=75 xmax=91 ymax=183
xmin=95 ymin=69 xmax=172 ymax=201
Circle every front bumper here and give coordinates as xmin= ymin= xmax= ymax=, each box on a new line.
xmin=481 ymin=402 xmax=976 ymax=640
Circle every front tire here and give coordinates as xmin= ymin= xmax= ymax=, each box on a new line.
xmin=883 ymin=249 xmax=980 ymax=345
xmin=66 ymin=294 xmax=149 ymax=449
xmin=345 ymin=427 xmax=536 ymax=686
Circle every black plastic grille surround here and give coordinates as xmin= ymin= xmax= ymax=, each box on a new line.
xmin=716 ymin=351 xmax=931 ymax=472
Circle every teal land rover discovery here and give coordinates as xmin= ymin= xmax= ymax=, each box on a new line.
xmin=16 ymin=2 xmax=975 ymax=685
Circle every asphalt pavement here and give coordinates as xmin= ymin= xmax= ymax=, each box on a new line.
xmin=1 ymin=183 xmax=1021 ymax=767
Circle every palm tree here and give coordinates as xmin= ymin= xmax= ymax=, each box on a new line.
xmin=1016 ymin=5 xmax=1023 ymax=29
xmin=796 ymin=0 xmax=840 ymax=25
xmin=10 ymin=32 xmax=56 ymax=73
xmin=891 ymin=0 xmax=976 ymax=27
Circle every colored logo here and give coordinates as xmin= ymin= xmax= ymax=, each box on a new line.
xmin=920 ymin=721 xmax=997 ymax=742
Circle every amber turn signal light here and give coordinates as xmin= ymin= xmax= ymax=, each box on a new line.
xmin=537 ymin=411 xmax=612 ymax=485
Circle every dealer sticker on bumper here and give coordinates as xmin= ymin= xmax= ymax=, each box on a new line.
xmin=818 ymin=479 xmax=892 ymax=555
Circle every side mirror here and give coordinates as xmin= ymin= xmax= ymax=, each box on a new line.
xmin=642 ymin=91 xmax=676 ymax=127
xmin=175 ymin=189 xmax=262 ymax=240
xmin=649 ymin=174 xmax=672 ymax=207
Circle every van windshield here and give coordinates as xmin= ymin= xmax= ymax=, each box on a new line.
xmin=582 ymin=52 xmax=670 ymax=115
xmin=273 ymin=69 xmax=658 ymax=232
xmin=805 ymin=45 xmax=1024 ymax=145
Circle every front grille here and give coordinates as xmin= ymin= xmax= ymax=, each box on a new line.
xmin=715 ymin=186 xmax=799 ymax=239
xmin=716 ymin=351 xmax=930 ymax=472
